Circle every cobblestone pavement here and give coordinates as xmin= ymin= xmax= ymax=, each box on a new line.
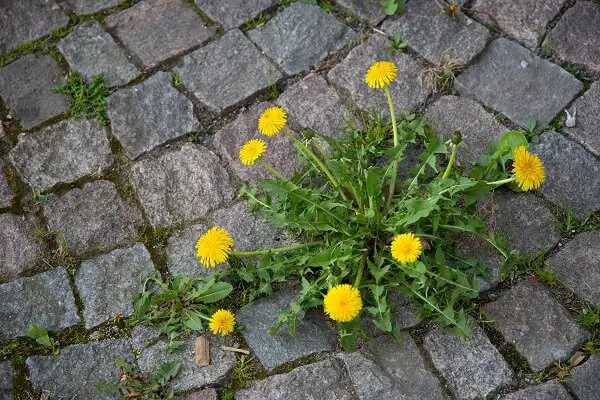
xmin=1 ymin=0 xmax=599 ymax=399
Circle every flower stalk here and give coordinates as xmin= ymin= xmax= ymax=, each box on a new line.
xmin=384 ymin=85 xmax=399 ymax=209
xmin=231 ymin=242 xmax=320 ymax=257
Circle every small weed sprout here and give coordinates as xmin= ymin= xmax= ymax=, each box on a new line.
xmin=53 ymin=72 xmax=109 ymax=126
xmin=27 ymin=323 xmax=59 ymax=355
xmin=420 ymin=58 xmax=461 ymax=93
xmin=381 ymin=0 xmax=407 ymax=15
xmin=387 ymin=34 xmax=408 ymax=54
xmin=578 ymin=304 xmax=600 ymax=327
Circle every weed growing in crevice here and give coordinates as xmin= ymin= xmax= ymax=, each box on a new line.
xmin=578 ymin=304 xmax=600 ymax=327
xmin=53 ymin=72 xmax=109 ymax=126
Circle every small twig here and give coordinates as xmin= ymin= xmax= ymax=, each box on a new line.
xmin=221 ymin=346 xmax=251 ymax=355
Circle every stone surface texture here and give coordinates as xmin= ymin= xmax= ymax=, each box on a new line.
xmin=0 ymin=54 xmax=68 ymax=129
xmin=247 ymin=2 xmax=355 ymax=74
xmin=181 ymin=389 xmax=219 ymax=400
xmin=107 ymin=72 xmax=199 ymax=159
xmin=454 ymin=233 xmax=503 ymax=291
xmin=501 ymin=382 xmax=573 ymax=400
xmin=129 ymin=143 xmax=234 ymax=227
xmin=175 ymin=29 xmax=282 ymax=114
xmin=382 ymin=0 xmax=489 ymax=65
xmin=546 ymin=231 xmax=600 ymax=305
xmin=58 ymin=21 xmax=139 ymax=87
xmin=237 ymin=288 xmax=337 ymax=370
xmin=0 ymin=360 xmax=14 ymax=400
xmin=484 ymin=283 xmax=588 ymax=372
xmin=0 ymin=213 xmax=43 ymax=282
xmin=328 ymin=35 xmax=431 ymax=114
xmin=166 ymin=223 xmax=211 ymax=278
xmin=0 ymin=170 xmax=12 ymax=209
xmin=336 ymin=0 xmax=386 ymax=25
xmin=10 ymin=119 xmax=113 ymax=192
xmin=27 ymin=339 xmax=134 ymax=400
xmin=105 ymin=0 xmax=214 ymax=69
xmin=195 ymin=0 xmax=276 ymax=30
xmin=76 ymin=244 xmax=156 ymax=328
xmin=0 ymin=267 xmax=79 ymax=339
xmin=455 ymin=38 xmax=582 ymax=128
xmin=43 ymin=180 xmax=143 ymax=256
xmin=424 ymin=324 xmax=514 ymax=399
xmin=67 ymin=0 xmax=122 ymax=14
xmin=235 ymin=359 xmax=354 ymax=400
xmin=566 ymin=355 xmax=600 ymax=400
xmin=531 ymin=131 xmax=600 ymax=217
xmin=342 ymin=335 xmax=446 ymax=400
xmin=564 ymin=81 xmax=600 ymax=156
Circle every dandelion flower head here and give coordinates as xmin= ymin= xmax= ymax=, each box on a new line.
xmin=239 ymin=139 xmax=267 ymax=166
xmin=323 ymin=284 xmax=363 ymax=322
xmin=365 ymin=61 xmax=398 ymax=89
xmin=258 ymin=106 xmax=287 ymax=137
xmin=391 ymin=233 xmax=422 ymax=264
xmin=513 ymin=145 xmax=545 ymax=191
xmin=209 ymin=309 xmax=236 ymax=336
xmin=196 ymin=227 xmax=234 ymax=268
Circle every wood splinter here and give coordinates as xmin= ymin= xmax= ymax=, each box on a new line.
xmin=221 ymin=346 xmax=251 ymax=355
xmin=194 ymin=336 xmax=210 ymax=366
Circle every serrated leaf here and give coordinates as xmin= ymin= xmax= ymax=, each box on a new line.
xmin=192 ymin=282 xmax=233 ymax=303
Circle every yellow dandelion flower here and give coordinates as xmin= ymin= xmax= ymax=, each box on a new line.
xmin=258 ymin=106 xmax=287 ymax=137
xmin=513 ymin=145 xmax=545 ymax=191
xmin=323 ymin=284 xmax=363 ymax=323
xmin=239 ymin=139 xmax=267 ymax=166
xmin=391 ymin=233 xmax=422 ymax=264
xmin=209 ymin=309 xmax=236 ymax=336
xmin=195 ymin=227 xmax=234 ymax=268
xmin=365 ymin=61 xmax=398 ymax=89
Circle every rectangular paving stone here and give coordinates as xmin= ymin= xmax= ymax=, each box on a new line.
xmin=0 ymin=0 xmax=69 ymax=53
xmin=9 ymin=119 xmax=114 ymax=192
xmin=0 ymin=267 xmax=79 ymax=339
xmin=107 ymin=72 xmax=200 ymax=159
xmin=382 ymin=0 xmax=489 ymax=65
xmin=76 ymin=244 xmax=156 ymax=329
xmin=247 ymin=2 xmax=356 ymax=75
xmin=483 ymin=282 xmax=588 ymax=372
xmin=501 ymin=382 xmax=572 ymax=400
xmin=455 ymin=38 xmax=582 ymax=128
xmin=328 ymin=34 xmax=431 ymax=116
xmin=0 ymin=214 xmax=43 ymax=282
xmin=43 ymin=180 xmax=143 ymax=257
xmin=0 ymin=54 xmax=68 ymax=129
xmin=564 ymin=81 xmax=600 ymax=156
xmin=175 ymin=29 xmax=282 ymax=115
xmin=66 ymin=0 xmax=122 ymax=14
xmin=195 ymin=0 xmax=276 ymax=30
xmin=566 ymin=354 xmax=600 ymax=400
xmin=129 ymin=143 xmax=235 ymax=228
xmin=336 ymin=0 xmax=386 ymax=25
xmin=27 ymin=339 xmax=134 ymax=400
xmin=57 ymin=21 xmax=139 ymax=88
xmin=0 ymin=360 xmax=14 ymax=400
xmin=105 ymin=0 xmax=215 ymax=69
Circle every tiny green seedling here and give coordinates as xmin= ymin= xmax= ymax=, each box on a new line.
xmin=53 ymin=72 xmax=109 ymax=126
xmin=387 ymin=34 xmax=408 ymax=54
xmin=27 ymin=323 xmax=59 ymax=355
xmin=381 ymin=0 xmax=407 ymax=15
xmin=578 ymin=304 xmax=600 ymax=327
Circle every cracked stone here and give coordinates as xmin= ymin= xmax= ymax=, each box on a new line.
xmin=9 ymin=119 xmax=114 ymax=192
xmin=129 ymin=143 xmax=235 ymax=228
xmin=530 ymin=131 xmax=600 ymax=217
xmin=453 ymin=233 xmax=503 ymax=291
xmin=342 ymin=335 xmax=446 ymax=400
xmin=0 ymin=267 xmax=79 ymax=339
xmin=424 ymin=323 xmax=514 ymax=399
xmin=237 ymin=288 xmax=337 ymax=370
xmin=564 ymin=81 xmax=600 ymax=156
xmin=175 ymin=29 xmax=282 ymax=115
xmin=66 ymin=0 xmax=122 ymax=14
xmin=0 ymin=213 xmax=43 ymax=282
xmin=57 ymin=21 xmax=139 ymax=87
xmin=195 ymin=0 xmax=276 ymax=30
xmin=501 ymin=382 xmax=573 ymax=400
xmin=247 ymin=2 xmax=355 ymax=74
xmin=0 ymin=54 xmax=68 ymax=129
xmin=546 ymin=231 xmax=600 ymax=305
xmin=328 ymin=35 xmax=431 ymax=115
xmin=336 ymin=0 xmax=386 ymax=25
xmin=483 ymin=283 xmax=588 ymax=372
xmin=27 ymin=339 xmax=134 ymax=400
xmin=0 ymin=361 xmax=14 ymax=400
xmin=105 ymin=0 xmax=214 ymax=69
xmin=566 ymin=354 xmax=600 ymax=400
xmin=455 ymin=38 xmax=582 ymax=128
xmin=43 ymin=180 xmax=143 ymax=257
xmin=382 ymin=0 xmax=489 ymax=65
xmin=107 ymin=72 xmax=200 ymax=159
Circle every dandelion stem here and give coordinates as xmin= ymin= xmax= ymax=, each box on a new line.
xmin=384 ymin=85 xmax=399 ymax=209
xmin=353 ymin=252 xmax=368 ymax=288
xmin=231 ymin=242 xmax=320 ymax=257
xmin=442 ymin=144 xmax=457 ymax=179
xmin=259 ymin=159 xmax=288 ymax=181
xmin=486 ymin=176 xmax=516 ymax=186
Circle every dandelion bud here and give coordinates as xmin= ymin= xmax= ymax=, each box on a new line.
xmin=451 ymin=130 xmax=462 ymax=145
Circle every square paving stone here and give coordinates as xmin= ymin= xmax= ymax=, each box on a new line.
xmin=501 ymin=382 xmax=572 ymax=400
xmin=247 ymin=2 xmax=356 ymax=75
xmin=424 ymin=323 xmax=514 ymax=399
xmin=328 ymin=35 xmax=431 ymax=116
xmin=0 ymin=54 xmax=68 ymax=129
xmin=0 ymin=267 xmax=79 ymax=339
xmin=107 ymin=72 xmax=200 ymax=159
xmin=382 ymin=0 xmax=489 ymax=66
xmin=564 ymin=81 xmax=600 ymax=156
xmin=483 ymin=282 xmax=588 ymax=372
xmin=0 ymin=0 xmax=69 ymax=53
xmin=0 ymin=213 xmax=43 ymax=282
xmin=473 ymin=0 xmax=566 ymax=49
xmin=43 ymin=180 xmax=143 ymax=257
xmin=66 ymin=0 xmax=122 ymax=14
xmin=543 ymin=1 xmax=600 ymax=75
xmin=76 ymin=244 xmax=156 ymax=329
xmin=131 ymin=326 xmax=235 ymax=393
xmin=237 ymin=288 xmax=337 ymax=370
xmin=455 ymin=38 xmax=582 ymax=128
xmin=195 ymin=0 xmax=276 ymax=30
xmin=27 ymin=339 xmax=134 ymax=400
xmin=104 ymin=0 xmax=215 ymax=69
xmin=57 ymin=21 xmax=139 ymax=88
xmin=341 ymin=335 xmax=446 ymax=400
xmin=530 ymin=131 xmax=600 ymax=218
xmin=0 ymin=169 xmax=14 ymax=209
xmin=546 ymin=231 xmax=600 ymax=305
xmin=174 ymin=29 xmax=282 ymax=115
xmin=9 ymin=119 xmax=114 ymax=192
xmin=212 ymin=102 xmax=299 ymax=186
xmin=336 ymin=0 xmax=386 ymax=25
xmin=566 ymin=354 xmax=600 ymax=400
xmin=235 ymin=358 xmax=354 ymax=400
xmin=0 ymin=360 xmax=14 ymax=400
xmin=129 ymin=143 xmax=235 ymax=228
xmin=425 ymin=95 xmax=508 ymax=167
